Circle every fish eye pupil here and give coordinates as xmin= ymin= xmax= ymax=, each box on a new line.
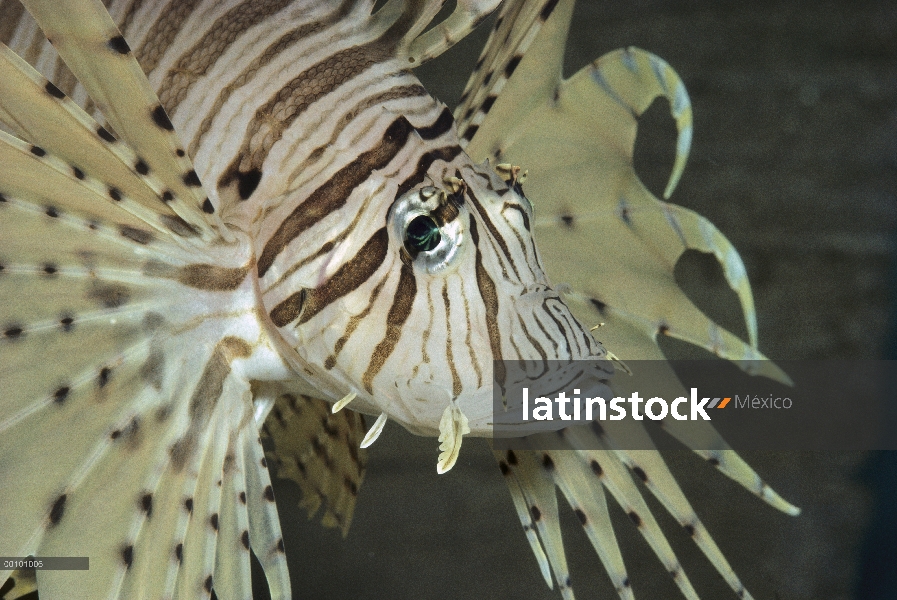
xmin=405 ymin=215 xmax=441 ymax=253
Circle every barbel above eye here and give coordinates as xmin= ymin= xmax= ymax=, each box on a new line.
xmin=389 ymin=186 xmax=466 ymax=274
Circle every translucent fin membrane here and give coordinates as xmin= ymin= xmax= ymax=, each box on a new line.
xmin=464 ymin=1 xmax=798 ymax=597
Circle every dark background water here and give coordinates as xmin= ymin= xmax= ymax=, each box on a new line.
xmin=265 ymin=2 xmax=896 ymax=599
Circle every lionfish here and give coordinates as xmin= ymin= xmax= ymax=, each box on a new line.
xmin=0 ymin=0 xmax=799 ymax=598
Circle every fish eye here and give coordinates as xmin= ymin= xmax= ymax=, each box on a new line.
xmin=405 ymin=215 xmax=441 ymax=254
xmin=389 ymin=186 xmax=466 ymax=274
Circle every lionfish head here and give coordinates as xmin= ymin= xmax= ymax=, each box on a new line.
xmin=247 ymin=4 xmax=610 ymax=446
xmin=262 ymin=107 xmax=607 ymax=443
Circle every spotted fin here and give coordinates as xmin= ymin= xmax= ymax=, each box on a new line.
xmin=460 ymin=1 xmax=797 ymax=598
xmin=0 ymin=278 xmax=292 ymax=600
xmin=17 ymin=0 xmax=220 ymax=239
xmin=0 ymin=2 xmax=292 ymax=598
xmin=0 ymin=42 xmax=211 ymax=245
xmin=537 ymin=451 xmax=633 ymax=599
xmin=593 ymin=317 xmax=801 ymax=516
xmin=496 ymin=454 xmax=555 ymax=590
xmin=257 ymin=383 xmax=368 ymax=537
xmin=501 ymin=426 xmax=778 ymax=600
xmin=460 ymin=0 xmax=781 ymax=375
xmin=455 ymin=0 xmax=564 ymax=142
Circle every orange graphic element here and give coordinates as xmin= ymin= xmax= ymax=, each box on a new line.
xmin=717 ymin=397 xmax=731 ymax=409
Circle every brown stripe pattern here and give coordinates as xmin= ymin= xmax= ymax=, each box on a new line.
xmin=257 ymin=116 xmax=414 ymax=277
xmin=1 ymin=0 xmax=604 ymax=429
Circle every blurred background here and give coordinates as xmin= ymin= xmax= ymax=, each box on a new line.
xmin=265 ymin=1 xmax=897 ymax=599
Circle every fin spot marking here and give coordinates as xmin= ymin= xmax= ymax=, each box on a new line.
xmin=98 ymin=367 xmax=112 ymax=388
xmin=140 ymin=493 xmax=153 ymax=517
xmin=86 ymin=282 xmax=131 ymax=308
xmin=3 ymin=325 xmax=24 ymax=340
xmin=151 ymin=105 xmax=174 ymax=131
xmin=134 ymin=159 xmax=150 ymax=175
xmin=108 ymin=35 xmax=131 ymax=54
xmin=530 ymin=505 xmax=541 ymax=521
xmin=97 ymin=127 xmax=116 ymax=143
xmin=183 ymin=170 xmax=202 ymax=187
xmin=45 ymin=81 xmax=65 ymax=98
xmin=49 ymin=493 xmax=67 ymax=526
xmin=120 ymin=225 xmax=154 ymax=245
xmin=53 ymin=386 xmax=70 ymax=404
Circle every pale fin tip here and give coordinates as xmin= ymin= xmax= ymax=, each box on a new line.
xmin=332 ymin=392 xmax=357 ymax=414
xmin=436 ymin=402 xmax=470 ymax=474
xmin=360 ymin=412 xmax=387 ymax=448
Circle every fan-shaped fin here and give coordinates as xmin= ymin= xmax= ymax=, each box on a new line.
xmin=0 ymin=267 xmax=279 ymax=598
xmin=465 ymin=37 xmax=787 ymax=381
xmin=0 ymin=125 xmax=207 ymax=251
xmin=19 ymin=0 xmax=219 ymax=239
xmin=559 ymin=429 xmax=702 ymax=600
xmin=38 ymin=368 xmax=208 ymax=599
xmin=257 ymin=383 xmax=368 ymax=537
xmin=615 ymin=447 xmax=756 ymax=599
xmin=582 ymin=313 xmax=799 ymax=516
xmin=117 ymin=420 xmax=204 ymax=600
xmin=455 ymin=0 xmax=772 ymax=367
xmin=0 ymin=83 xmax=289 ymax=600
xmin=466 ymin=42 xmax=777 ymax=379
xmin=0 ymin=42 xmax=216 ymax=245
xmin=581 ymin=415 xmax=755 ymax=598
